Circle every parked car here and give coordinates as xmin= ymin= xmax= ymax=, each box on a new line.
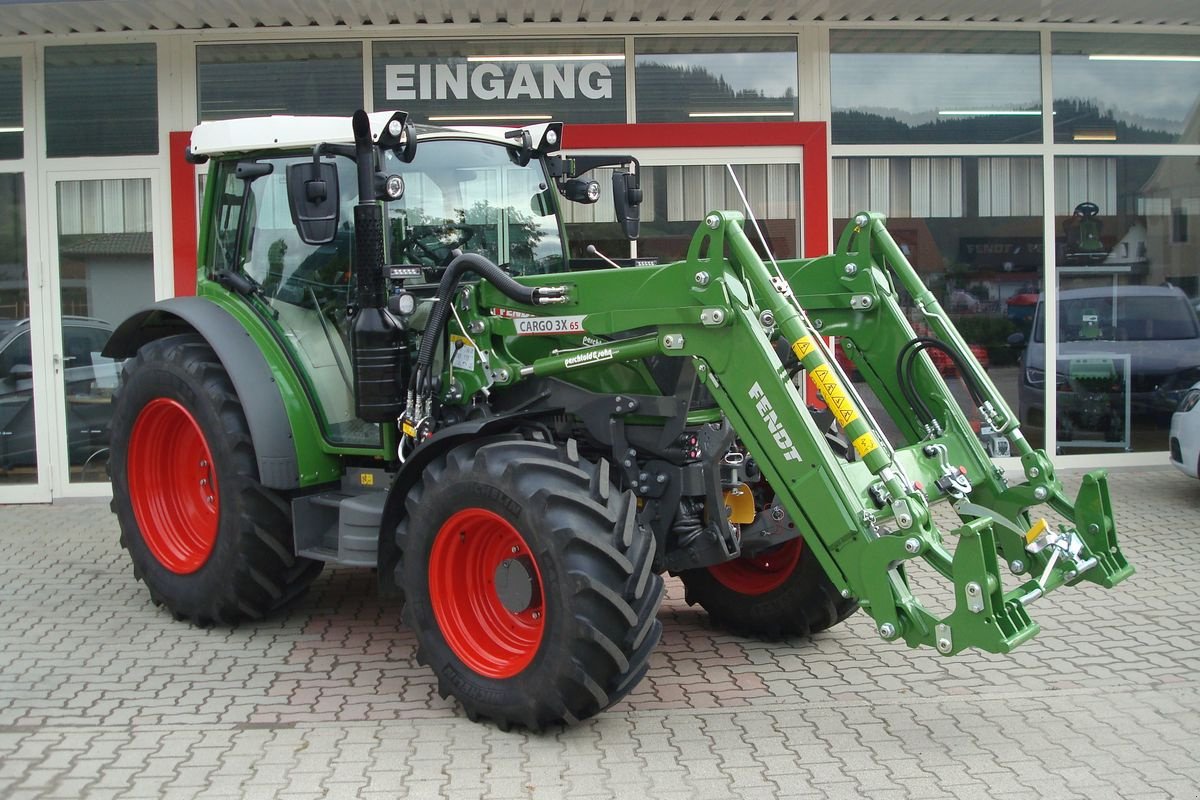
xmin=1170 ymin=382 xmax=1200 ymax=478
xmin=0 ymin=316 xmax=116 ymax=472
xmin=1011 ymin=285 xmax=1200 ymax=443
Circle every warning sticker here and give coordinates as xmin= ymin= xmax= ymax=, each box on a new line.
xmin=852 ymin=432 xmax=878 ymax=458
xmin=810 ymin=364 xmax=860 ymax=427
xmin=791 ymin=336 xmax=817 ymax=360
xmin=514 ymin=315 xmax=586 ymax=336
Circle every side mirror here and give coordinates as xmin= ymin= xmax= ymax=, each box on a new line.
xmin=286 ymin=161 xmax=339 ymax=245
xmin=531 ymin=187 xmax=553 ymax=217
xmin=1006 ymin=332 xmax=1026 ymax=346
xmin=612 ymin=170 xmax=642 ymax=241
xmin=10 ymin=363 xmax=33 ymax=380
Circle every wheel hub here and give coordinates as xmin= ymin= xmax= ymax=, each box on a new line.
xmin=494 ymin=557 xmax=538 ymax=613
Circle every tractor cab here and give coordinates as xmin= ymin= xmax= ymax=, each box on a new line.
xmin=186 ymin=112 xmax=640 ymax=446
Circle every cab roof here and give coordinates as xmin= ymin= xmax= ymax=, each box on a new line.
xmin=188 ymin=111 xmax=560 ymax=157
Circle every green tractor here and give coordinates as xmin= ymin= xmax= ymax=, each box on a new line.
xmin=104 ymin=110 xmax=1132 ymax=730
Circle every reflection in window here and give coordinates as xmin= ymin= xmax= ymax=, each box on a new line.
xmin=0 ymin=58 xmax=21 ymax=160
xmin=1052 ymin=33 xmax=1200 ymax=144
xmin=198 ymin=42 xmax=363 ymax=121
xmin=372 ymin=39 xmax=626 ymax=124
xmin=635 ymin=37 xmax=797 ymax=123
xmin=56 ymin=178 xmax=155 ymax=482
xmin=0 ymin=174 xmax=35 ymax=484
xmin=45 ymin=44 xmax=157 ymax=157
xmin=1051 ymin=156 xmax=1200 ymax=453
xmin=834 ymin=155 xmax=1045 ymax=450
xmin=831 ymin=30 xmax=1041 ymax=144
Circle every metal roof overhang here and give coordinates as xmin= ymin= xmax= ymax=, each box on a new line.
xmin=0 ymin=0 xmax=1196 ymax=37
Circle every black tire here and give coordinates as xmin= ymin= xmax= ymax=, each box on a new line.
xmin=397 ymin=437 xmax=663 ymax=730
xmin=110 ymin=333 xmax=322 ymax=626
xmin=679 ymin=538 xmax=858 ymax=640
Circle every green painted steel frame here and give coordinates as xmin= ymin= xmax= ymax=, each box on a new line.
xmin=462 ymin=211 xmax=1132 ymax=657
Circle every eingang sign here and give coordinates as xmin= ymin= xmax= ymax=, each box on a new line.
xmin=385 ymin=62 xmax=615 ymax=102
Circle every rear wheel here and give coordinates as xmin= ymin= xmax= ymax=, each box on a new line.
xmin=110 ymin=334 xmax=322 ymax=625
xmin=679 ymin=536 xmax=857 ymax=639
xmin=397 ymin=438 xmax=663 ymax=730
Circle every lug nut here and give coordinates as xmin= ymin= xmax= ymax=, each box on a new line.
xmin=879 ymin=623 xmax=896 ymax=639
xmin=904 ymin=537 xmax=921 ymax=554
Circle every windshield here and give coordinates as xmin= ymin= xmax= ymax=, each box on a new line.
xmin=1033 ymin=292 xmax=1200 ymax=343
xmin=383 ymin=140 xmax=563 ymax=276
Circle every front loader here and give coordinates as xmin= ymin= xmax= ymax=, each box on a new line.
xmin=104 ymin=110 xmax=1132 ymax=730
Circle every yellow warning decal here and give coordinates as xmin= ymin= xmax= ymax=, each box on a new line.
xmin=810 ymin=364 xmax=860 ymax=427
xmin=402 ymin=421 xmax=417 ymax=438
xmin=791 ymin=336 xmax=817 ymax=361
xmin=852 ymin=432 xmax=878 ymax=458
xmin=359 ymin=472 xmax=375 ymax=487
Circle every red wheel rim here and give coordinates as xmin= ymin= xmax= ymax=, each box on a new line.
xmin=708 ymin=538 xmax=803 ymax=596
xmin=127 ymin=398 xmax=220 ymax=575
xmin=428 ymin=508 xmax=545 ymax=679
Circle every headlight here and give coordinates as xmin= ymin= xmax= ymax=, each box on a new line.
xmin=1180 ymin=389 xmax=1200 ymax=413
xmin=1024 ymin=366 xmax=1044 ymax=387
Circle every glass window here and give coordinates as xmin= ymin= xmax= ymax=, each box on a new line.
xmin=0 ymin=58 xmax=21 ymax=160
xmin=0 ymin=173 xmax=35 ymax=483
xmin=831 ymin=30 xmax=1041 ymax=144
xmin=834 ymin=156 xmax=1046 ymax=450
xmin=372 ymin=40 xmax=626 ymax=124
xmin=45 ymin=44 xmax=157 ymax=158
xmin=198 ymin=42 xmax=363 ymax=121
xmin=56 ymin=178 xmax=155 ymax=482
xmin=634 ymin=37 xmax=797 ymax=123
xmin=1050 ymin=156 xmax=1200 ymax=453
xmin=1052 ymin=33 xmax=1200 ymax=144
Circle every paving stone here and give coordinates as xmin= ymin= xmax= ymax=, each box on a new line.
xmin=0 ymin=469 xmax=1197 ymax=798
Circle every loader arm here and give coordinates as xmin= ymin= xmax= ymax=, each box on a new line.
xmin=465 ymin=211 xmax=1132 ymax=656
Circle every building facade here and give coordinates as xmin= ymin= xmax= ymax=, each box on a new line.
xmin=0 ymin=1 xmax=1197 ymax=502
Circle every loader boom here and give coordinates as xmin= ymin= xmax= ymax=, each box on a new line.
xmin=462 ymin=210 xmax=1132 ymax=656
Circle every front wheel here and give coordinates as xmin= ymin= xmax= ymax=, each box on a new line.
xmin=110 ymin=334 xmax=322 ymax=626
xmin=397 ymin=438 xmax=664 ymax=730
xmin=679 ymin=536 xmax=858 ymax=639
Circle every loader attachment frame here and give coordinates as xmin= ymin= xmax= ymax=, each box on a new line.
xmin=463 ymin=211 xmax=1132 ymax=656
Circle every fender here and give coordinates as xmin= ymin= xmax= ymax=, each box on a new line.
xmin=376 ymin=414 xmax=538 ymax=597
xmin=104 ymin=296 xmax=320 ymax=489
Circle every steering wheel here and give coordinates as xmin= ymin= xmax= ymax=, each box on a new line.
xmin=398 ymin=227 xmax=476 ymax=266
xmin=1073 ymin=201 xmax=1100 ymax=218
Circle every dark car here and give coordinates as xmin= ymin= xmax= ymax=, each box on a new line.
xmin=1013 ymin=285 xmax=1200 ymax=443
xmin=0 ymin=316 xmax=116 ymax=472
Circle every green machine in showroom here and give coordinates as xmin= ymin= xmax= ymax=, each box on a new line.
xmin=103 ymin=109 xmax=1132 ymax=730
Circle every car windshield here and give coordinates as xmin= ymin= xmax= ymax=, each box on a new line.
xmin=1033 ymin=293 xmax=1200 ymax=343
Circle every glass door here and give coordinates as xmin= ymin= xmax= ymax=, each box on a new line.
xmin=46 ymin=171 xmax=160 ymax=494
xmin=0 ymin=48 xmax=52 ymax=503
xmin=0 ymin=171 xmax=51 ymax=501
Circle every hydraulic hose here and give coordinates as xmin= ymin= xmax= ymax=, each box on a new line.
xmin=897 ymin=336 xmax=987 ymax=429
xmin=413 ymin=252 xmax=556 ymax=395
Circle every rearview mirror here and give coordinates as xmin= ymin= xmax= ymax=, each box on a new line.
xmin=612 ymin=170 xmax=642 ymax=241
xmin=286 ymin=161 xmax=339 ymax=245
xmin=1006 ymin=332 xmax=1026 ymax=346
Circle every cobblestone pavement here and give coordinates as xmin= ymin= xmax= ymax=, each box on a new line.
xmin=1 ymin=467 xmax=1198 ymax=799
